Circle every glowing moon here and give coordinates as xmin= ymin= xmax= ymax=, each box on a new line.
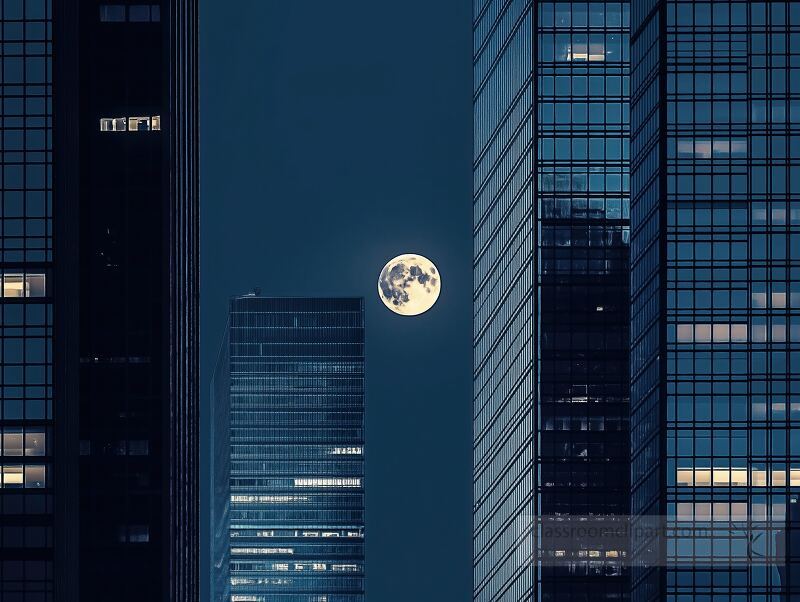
xmin=378 ymin=254 xmax=441 ymax=316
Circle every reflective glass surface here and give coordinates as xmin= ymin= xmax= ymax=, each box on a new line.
xmin=631 ymin=0 xmax=800 ymax=599
xmin=0 ymin=0 xmax=54 ymax=598
xmin=215 ymin=297 xmax=365 ymax=602
xmin=474 ymin=1 xmax=631 ymax=600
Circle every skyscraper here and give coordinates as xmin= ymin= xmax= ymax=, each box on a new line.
xmin=0 ymin=1 xmax=198 ymax=600
xmin=473 ymin=1 xmax=631 ymax=600
xmin=630 ymin=0 xmax=800 ymax=600
xmin=212 ymin=295 xmax=366 ymax=602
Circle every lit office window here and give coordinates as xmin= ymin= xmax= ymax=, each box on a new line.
xmin=101 ymin=116 xmax=160 ymax=132
xmin=1 ymin=273 xmax=46 ymax=298
xmin=100 ymin=117 xmax=127 ymax=131
xmin=1 ymin=429 xmax=45 ymax=456
xmin=2 ymin=430 xmax=23 ymax=456
xmin=676 ymin=468 xmax=800 ymax=487
xmin=569 ymin=41 xmax=606 ymax=61
xmin=293 ymin=477 xmax=361 ymax=488
xmin=1 ymin=465 xmax=24 ymax=487
xmin=24 ymin=465 xmax=46 ymax=488
xmin=0 ymin=465 xmax=44 ymax=488
xmin=25 ymin=431 xmax=46 ymax=456
xmin=129 ymin=116 xmax=152 ymax=131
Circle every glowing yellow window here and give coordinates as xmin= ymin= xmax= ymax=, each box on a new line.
xmin=772 ymin=469 xmax=787 ymax=486
xmin=1 ymin=465 xmax=23 ymax=487
xmin=2 ymin=273 xmax=46 ymax=297
xmin=588 ymin=43 xmax=605 ymax=61
xmin=713 ymin=468 xmax=731 ymax=486
xmin=751 ymin=470 xmax=768 ymax=486
xmin=790 ymin=469 xmax=800 ymax=486
xmin=730 ymin=469 xmax=748 ymax=486
xmin=730 ymin=324 xmax=748 ymax=342
xmin=773 ymin=292 xmax=788 ymax=308
xmin=676 ymin=469 xmax=694 ymax=485
xmin=712 ymin=324 xmax=730 ymax=342
xmin=151 ymin=115 xmax=161 ymax=130
xmin=677 ymin=324 xmax=694 ymax=342
xmin=128 ymin=116 xmax=151 ymax=131
xmin=694 ymin=469 xmax=712 ymax=486
xmin=2 ymin=274 xmax=25 ymax=297
xmin=695 ymin=324 xmax=712 ymax=342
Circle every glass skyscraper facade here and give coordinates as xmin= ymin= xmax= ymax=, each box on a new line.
xmin=1 ymin=1 xmax=199 ymax=599
xmin=473 ymin=1 xmax=631 ymax=600
xmin=630 ymin=0 xmax=800 ymax=600
xmin=213 ymin=296 xmax=366 ymax=602
xmin=0 ymin=0 xmax=53 ymax=598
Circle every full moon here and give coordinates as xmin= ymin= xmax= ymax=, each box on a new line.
xmin=378 ymin=254 xmax=441 ymax=316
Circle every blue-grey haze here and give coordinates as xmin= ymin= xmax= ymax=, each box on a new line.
xmin=200 ymin=2 xmax=473 ymax=600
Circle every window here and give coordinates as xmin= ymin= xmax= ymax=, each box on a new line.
xmin=2 ymin=430 xmax=23 ymax=456
xmin=118 ymin=525 xmax=150 ymax=543
xmin=128 ymin=525 xmax=149 ymax=542
xmin=24 ymin=465 xmax=45 ymax=488
xmin=1 ymin=465 xmax=23 ymax=487
xmin=1 ymin=273 xmax=46 ymax=297
xmin=99 ymin=5 xmax=126 ymax=21
xmin=128 ymin=116 xmax=151 ymax=131
xmin=128 ymin=440 xmax=149 ymax=456
xmin=1 ymin=429 xmax=45 ymax=456
xmin=101 ymin=115 xmax=160 ymax=132
xmin=25 ymin=432 xmax=45 ymax=456
xmin=100 ymin=117 xmax=127 ymax=132
xmin=0 ymin=465 xmax=45 ymax=488
xmin=675 ymin=323 xmax=748 ymax=343
xmin=100 ymin=5 xmax=160 ymax=22
xmin=294 ymin=477 xmax=361 ymax=488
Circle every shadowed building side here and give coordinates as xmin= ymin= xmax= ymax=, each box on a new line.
xmin=473 ymin=1 xmax=631 ymax=600
xmin=0 ymin=1 xmax=197 ymax=599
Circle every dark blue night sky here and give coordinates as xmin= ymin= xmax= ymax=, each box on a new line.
xmin=200 ymin=2 xmax=473 ymax=599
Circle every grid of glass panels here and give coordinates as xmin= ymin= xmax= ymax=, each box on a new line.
xmin=473 ymin=1 xmax=536 ymax=600
xmin=632 ymin=0 xmax=800 ymax=599
xmin=537 ymin=3 xmax=632 ymax=601
xmin=665 ymin=1 xmax=800 ymax=598
xmin=628 ymin=0 xmax=665 ymax=598
xmin=0 ymin=0 xmax=54 ymax=599
xmin=226 ymin=297 xmax=365 ymax=602
xmin=473 ymin=1 xmax=632 ymax=600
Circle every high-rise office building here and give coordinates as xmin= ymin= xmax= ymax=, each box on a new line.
xmin=630 ymin=0 xmax=800 ymax=600
xmin=0 ymin=1 xmax=198 ymax=600
xmin=473 ymin=1 xmax=631 ymax=600
xmin=212 ymin=295 xmax=366 ymax=602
